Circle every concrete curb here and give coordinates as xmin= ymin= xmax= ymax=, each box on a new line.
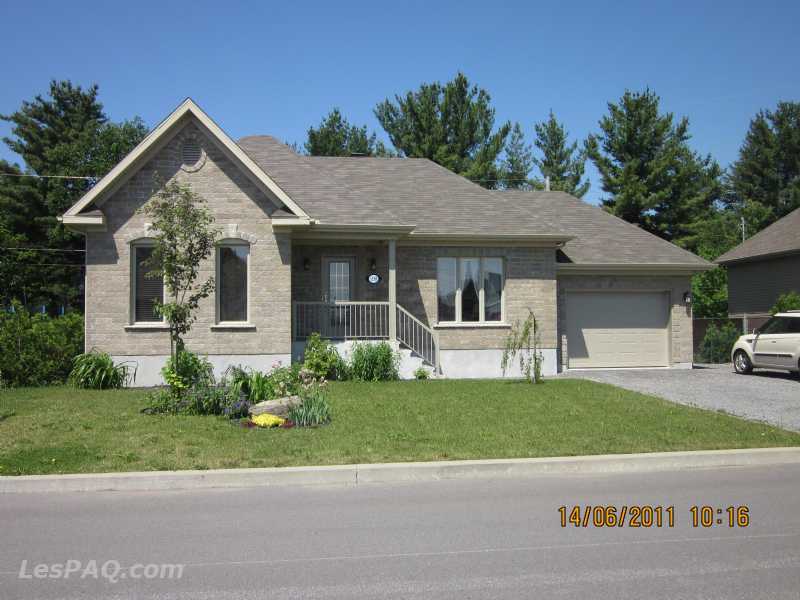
xmin=1 ymin=447 xmax=799 ymax=494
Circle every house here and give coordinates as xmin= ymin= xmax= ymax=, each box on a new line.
xmin=716 ymin=207 xmax=800 ymax=329
xmin=61 ymin=99 xmax=712 ymax=385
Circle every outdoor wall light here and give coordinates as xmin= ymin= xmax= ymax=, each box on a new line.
xmin=303 ymin=258 xmax=311 ymax=271
xmin=683 ymin=292 xmax=692 ymax=304
xmin=370 ymin=258 xmax=377 ymax=270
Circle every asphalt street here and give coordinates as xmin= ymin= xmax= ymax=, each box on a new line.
xmin=2 ymin=464 xmax=799 ymax=599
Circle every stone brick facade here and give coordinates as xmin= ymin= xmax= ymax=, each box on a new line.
xmin=85 ymin=119 xmax=292 ymax=359
xmin=556 ymin=273 xmax=694 ymax=368
xmin=396 ymin=245 xmax=558 ymax=351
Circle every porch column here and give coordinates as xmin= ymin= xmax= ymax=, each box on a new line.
xmin=388 ymin=239 xmax=397 ymax=343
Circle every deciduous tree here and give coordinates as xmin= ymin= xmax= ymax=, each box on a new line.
xmin=140 ymin=179 xmax=219 ymax=363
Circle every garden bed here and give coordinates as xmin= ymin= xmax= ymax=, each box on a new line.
xmin=1 ymin=379 xmax=798 ymax=476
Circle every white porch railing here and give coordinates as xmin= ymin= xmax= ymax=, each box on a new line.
xmin=292 ymin=301 xmax=440 ymax=372
xmin=396 ymin=304 xmax=439 ymax=370
xmin=293 ymin=301 xmax=390 ymax=341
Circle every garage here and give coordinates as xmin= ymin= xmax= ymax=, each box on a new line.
xmin=565 ymin=291 xmax=670 ymax=368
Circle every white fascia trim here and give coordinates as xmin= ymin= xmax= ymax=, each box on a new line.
xmin=58 ymin=213 xmax=107 ymax=232
xmin=63 ymin=98 xmax=308 ymax=219
xmin=557 ymin=262 xmax=715 ymax=275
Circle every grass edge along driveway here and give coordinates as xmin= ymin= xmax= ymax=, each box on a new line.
xmin=1 ymin=379 xmax=798 ymax=476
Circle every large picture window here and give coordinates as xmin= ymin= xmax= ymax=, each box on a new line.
xmin=133 ymin=245 xmax=164 ymax=323
xmin=218 ymin=244 xmax=249 ymax=322
xmin=436 ymin=257 xmax=504 ymax=323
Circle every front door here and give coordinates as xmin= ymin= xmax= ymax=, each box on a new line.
xmin=323 ymin=258 xmax=354 ymax=338
xmin=324 ymin=258 xmax=354 ymax=302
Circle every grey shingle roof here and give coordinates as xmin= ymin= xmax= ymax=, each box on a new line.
xmin=239 ymin=136 xmax=565 ymax=237
xmin=239 ymin=136 xmax=709 ymax=267
xmin=494 ymin=191 xmax=711 ymax=266
xmin=716 ymin=207 xmax=800 ymax=264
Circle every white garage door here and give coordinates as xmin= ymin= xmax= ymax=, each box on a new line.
xmin=566 ymin=292 xmax=670 ymax=368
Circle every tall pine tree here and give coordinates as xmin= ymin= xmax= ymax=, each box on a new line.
xmin=0 ymin=80 xmax=147 ymax=307
xmin=499 ymin=123 xmax=534 ymax=189
xmin=305 ymin=108 xmax=392 ymax=156
xmin=531 ymin=111 xmax=589 ymax=197
xmin=585 ymin=89 xmax=721 ymax=250
xmin=374 ymin=73 xmax=510 ymax=188
xmin=726 ymin=101 xmax=800 ymax=230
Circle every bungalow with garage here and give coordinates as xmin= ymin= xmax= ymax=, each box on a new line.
xmin=60 ymin=99 xmax=712 ymax=385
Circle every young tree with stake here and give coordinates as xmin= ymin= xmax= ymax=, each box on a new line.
xmin=140 ymin=178 xmax=219 ymax=363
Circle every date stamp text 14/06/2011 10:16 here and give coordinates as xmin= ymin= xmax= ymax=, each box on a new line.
xmin=558 ymin=505 xmax=750 ymax=529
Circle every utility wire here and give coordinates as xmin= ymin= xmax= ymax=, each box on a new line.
xmin=0 ymin=263 xmax=85 ymax=268
xmin=0 ymin=247 xmax=86 ymax=252
xmin=0 ymin=172 xmax=95 ymax=180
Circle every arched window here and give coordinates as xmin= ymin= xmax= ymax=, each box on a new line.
xmin=216 ymin=241 xmax=250 ymax=323
xmin=131 ymin=242 xmax=164 ymax=323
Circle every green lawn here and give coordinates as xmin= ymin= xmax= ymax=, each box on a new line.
xmin=0 ymin=380 xmax=798 ymax=476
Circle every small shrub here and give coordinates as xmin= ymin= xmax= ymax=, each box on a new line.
xmin=697 ymin=322 xmax=741 ymax=364
xmin=413 ymin=366 xmax=430 ymax=380
xmin=770 ymin=291 xmax=800 ymax=315
xmin=224 ymin=365 xmax=251 ymax=399
xmin=142 ymin=388 xmax=184 ymax=415
xmin=303 ymin=333 xmax=346 ymax=380
xmin=162 ymin=350 xmax=214 ymax=389
xmin=142 ymin=381 xmax=249 ymax=417
xmin=0 ymin=305 xmax=83 ymax=386
xmin=69 ymin=350 xmax=135 ymax=389
xmin=288 ymin=384 xmax=331 ymax=427
xmin=269 ymin=363 xmax=302 ymax=397
xmin=349 ymin=342 xmax=399 ymax=381
xmin=247 ymin=370 xmax=275 ymax=403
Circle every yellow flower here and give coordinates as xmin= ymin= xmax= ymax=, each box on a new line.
xmin=251 ymin=413 xmax=285 ymax=428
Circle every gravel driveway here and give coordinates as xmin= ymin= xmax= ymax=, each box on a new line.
xmin=562 ymin=364 xmax=800 ymax=432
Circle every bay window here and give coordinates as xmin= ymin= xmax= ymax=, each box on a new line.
xmin=437 ymin=257 xmax=504 ymax=323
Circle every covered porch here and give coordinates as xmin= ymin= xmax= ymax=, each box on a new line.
xmin=290 ymin=235 xmax=439 ymax=370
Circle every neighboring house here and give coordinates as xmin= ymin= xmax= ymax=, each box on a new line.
xmin=61 ymin=100 xmax=712 ymax=385
xmin=716 ymin=207 xmax=800 ymax=328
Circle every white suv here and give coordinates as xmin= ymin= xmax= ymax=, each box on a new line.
xmin=731 ymin=311 xmax=800 ymax=376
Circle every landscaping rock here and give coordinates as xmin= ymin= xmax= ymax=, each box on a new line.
xmin=248 ymin=396 xmax=301 ymax=418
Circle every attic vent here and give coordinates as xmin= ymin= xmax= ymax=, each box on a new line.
xmin=181 ymin=139 xmax=203 ymax=168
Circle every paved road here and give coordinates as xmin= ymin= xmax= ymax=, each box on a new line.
xmin=564 ymin=364 xmax=800 ymax=431
xmin=2 ymin=465 xmax=799 ymax=599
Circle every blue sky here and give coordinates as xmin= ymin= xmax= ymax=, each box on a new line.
xmin=1 ymin=0 xmax=798 ymax=204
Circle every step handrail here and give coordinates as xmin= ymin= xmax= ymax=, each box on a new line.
xmin=396 ymin=304 xmax=440 ymax=372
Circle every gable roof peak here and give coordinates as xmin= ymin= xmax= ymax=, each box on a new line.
xmin=61 ymin=99 xmax=308 ymax=224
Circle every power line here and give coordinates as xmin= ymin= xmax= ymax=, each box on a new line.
xmin=0 ymin=173 xmax=95 ymax=180
xmin=0 ymin=263 xmax=84 ymax=268
xmin=1 ymin=247 xmax=86 ymax=253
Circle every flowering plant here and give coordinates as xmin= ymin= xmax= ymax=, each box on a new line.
xmin=251 ymin=413 xmax=285 ymax=428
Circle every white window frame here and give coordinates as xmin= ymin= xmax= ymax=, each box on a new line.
xmin=215 ymin=240 xmax=251 ymax=325
xmin=129 ymin=241 xmax=166 ymax=325
xmin=436 ymin=257 xmax=505 ymax=325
